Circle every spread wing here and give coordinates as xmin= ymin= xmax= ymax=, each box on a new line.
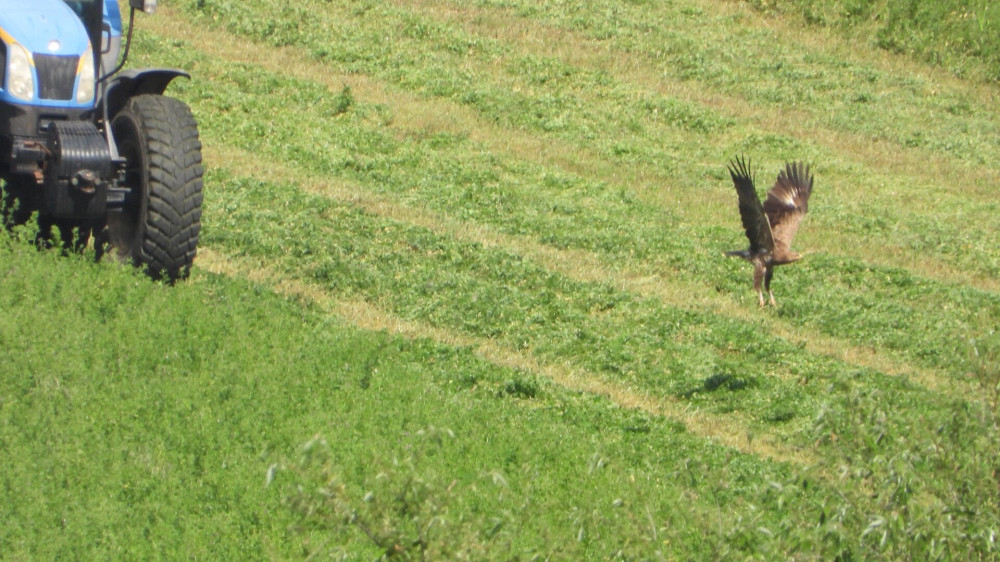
xmin=763 ymin=162 xmax=813 ymax=256
xmin=729 ymin=156 xmax=773 ymax=255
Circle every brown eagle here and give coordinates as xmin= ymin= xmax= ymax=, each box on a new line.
xmin=725 ymin=156 xmax=814 ymax=307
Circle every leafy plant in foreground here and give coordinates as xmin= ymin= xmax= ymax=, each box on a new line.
xmin=807 ymin=386 xmax=1000 ymax=560
xmin=271 ymin=427 xmax=518 ymax=560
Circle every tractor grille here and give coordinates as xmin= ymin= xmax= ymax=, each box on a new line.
xmin=34 ymin=54 xmax=79 ymax=101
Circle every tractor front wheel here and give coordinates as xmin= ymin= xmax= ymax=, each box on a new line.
xmin=100 ymin=94 xmax=203 ymax=281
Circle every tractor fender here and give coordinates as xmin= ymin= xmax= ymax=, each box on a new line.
xmin=102 ymin=68 xmax=191 ymax=122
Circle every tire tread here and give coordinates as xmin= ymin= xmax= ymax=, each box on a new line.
xmin=127 ymin=94 xmax=204 ymax=281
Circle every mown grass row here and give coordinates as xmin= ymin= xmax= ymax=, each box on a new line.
xmin=406 ymin=0 xmax=1000 ymax=164
xmin=180 ymin=0 xmax=1000 ymax=257
xmin=133 ymin=20 xmax=999 ymax=382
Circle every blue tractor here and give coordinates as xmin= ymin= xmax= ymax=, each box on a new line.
xmin=0 ymin=0 xmax=203 ymax=281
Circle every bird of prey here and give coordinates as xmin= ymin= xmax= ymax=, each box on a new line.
xmin=725 ymin=156 xmax=814 ymax=307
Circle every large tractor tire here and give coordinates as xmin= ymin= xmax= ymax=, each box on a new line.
xmin=100 ymin=94 xmax=203 ymax=281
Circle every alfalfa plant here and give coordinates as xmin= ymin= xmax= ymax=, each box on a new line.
xmin=270 ymin=426 xmax=516 ymax=560
xmin=333 ymin=85 xmax=354 ymax=116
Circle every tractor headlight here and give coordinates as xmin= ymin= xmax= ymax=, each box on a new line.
xmin=8 ymin=42 xmax=35 ymax=101
xmin=77 ymin=50 xmax=95 ymax=104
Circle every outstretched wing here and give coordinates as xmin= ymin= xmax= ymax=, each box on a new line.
xmin=763 ymin=162 xmax=813 ymax=256
xmin=729 ymin=156 xmax=773 ymax=255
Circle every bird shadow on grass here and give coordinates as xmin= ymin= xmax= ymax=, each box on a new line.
xmin=676 ymin=373 xmax=755 ymax=399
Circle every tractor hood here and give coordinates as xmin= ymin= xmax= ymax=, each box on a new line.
xmin=0 ymin=0 xmax=91 ymax=56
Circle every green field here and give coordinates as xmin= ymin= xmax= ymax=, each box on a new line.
xmin=2 ymin=0 xmax=999 ymax=559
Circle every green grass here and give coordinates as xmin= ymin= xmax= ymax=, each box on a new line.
xmin=4 ymin=238 xmax=995 ymax=559
xmin=0 ymin=239 xmax=812 ymax=559
xmin=742 ymin=0 xmax=1000 ymax=82
xmin=2 ymin=0 xmax=999 ymax=559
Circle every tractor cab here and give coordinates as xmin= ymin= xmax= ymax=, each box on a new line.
xmin=63 ymin=0 xmax=126 ymax=80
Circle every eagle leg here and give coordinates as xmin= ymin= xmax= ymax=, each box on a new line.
xmin=753 ymin=261 xmax=767 ymax=308
xmin=764 ymin=266 xmax=776 ymax=307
